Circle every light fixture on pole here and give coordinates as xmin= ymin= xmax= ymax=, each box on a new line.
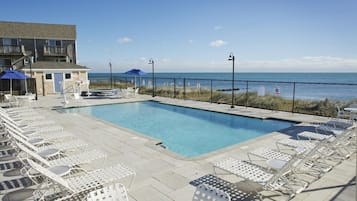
xmin=109 ymin=62 xmax=113 ymax=89
xmin=148 ymin=58 xmax=155 ymax=97
xmin=228 ymin=52 xmax=235 ymax=108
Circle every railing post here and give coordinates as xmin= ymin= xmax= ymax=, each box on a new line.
xmin=245 ymin=81 xmax=249 ymax=107
xmin=292 ymin=82 xmax=296 ymax=113
xmin=210 ymin=79 xmax=213 ymax=103
xmin=183 ymin=78 xmax=186 ymax=100
xmin=173 ymin=78 xmax=176 ymax=98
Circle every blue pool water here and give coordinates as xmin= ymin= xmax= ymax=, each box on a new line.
xmin=65 ymin=101 xmax=295 ymax=157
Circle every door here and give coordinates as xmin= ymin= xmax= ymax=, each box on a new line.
xmin=54 ymin=73 xmax=63 ymax=93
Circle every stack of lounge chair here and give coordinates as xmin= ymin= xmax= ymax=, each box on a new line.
xmin=0 ymin=106 xmax=135 ymax=200
xmin=195 ymin=118 xmax=356 ymax=201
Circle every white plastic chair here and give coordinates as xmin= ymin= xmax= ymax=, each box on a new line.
xmin=336 ymin=105 xmax=350 ymax=119
xmin=4 ymin=94 xmax=19 ymax=107
xmin=86 ymin=183 xmax=129 ymax=201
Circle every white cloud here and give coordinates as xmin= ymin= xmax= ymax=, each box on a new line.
xmin=209 ymin=40 xmax=227 ymax=47
xmin=117 ymin=37 xmax=132 ymax=44
xmin=214 ymin=26 xmax=223 ymax=30
xmin=241 ymin=56 xmax=357 ymax=72
xmin=79 ymin=56 xmax=357 ymax=73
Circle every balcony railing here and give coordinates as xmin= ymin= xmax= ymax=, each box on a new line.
xmin=0 ymin=45 xmax=21 ymax=54
xmin=43 ymin=46 xmax=66 ymax=56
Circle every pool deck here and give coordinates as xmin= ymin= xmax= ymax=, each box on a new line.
xmin=1 ymin=94 xmax=356 ymax=201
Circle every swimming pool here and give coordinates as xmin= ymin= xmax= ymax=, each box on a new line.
xmin=65 ymin=101 xmax=295 ymax=157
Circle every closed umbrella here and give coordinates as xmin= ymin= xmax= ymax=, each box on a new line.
xmin=0 ymin=69 xmax=29 ymax=95
xmin=124 ymin=68 xmax=146 ymax=88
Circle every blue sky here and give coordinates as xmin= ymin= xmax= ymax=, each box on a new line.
xmin=2 ymin=0 xmax=357 ymax=72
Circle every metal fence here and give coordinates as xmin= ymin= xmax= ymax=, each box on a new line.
xmin=89 ymin=76 xmax=357 ymax=117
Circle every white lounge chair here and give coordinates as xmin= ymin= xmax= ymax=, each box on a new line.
xmin=6 ymin=125 xmax=72 ymax=143
xmin=2 ymin=115 xmax=54 ymax=128
xmin=297 ymin=131 xmax=332 ymax=141
xmin=214 ymin=157 xmax=307 ymax=200
xmin=8 ymin=128 xmax=88 ymax=153
xmin=86 ymin=183 xmax=129 ymax=201
xmin=248 ymin=147 xmax=292 ymax=163
xmin=17 ymin=143 xmax=106 ymax=179
xmin=0 ymin=107 xmax=38 ymax=115
xmin=2 ymin=116 xmax=63 ymax=136
xmin=1 ymin=114 xmax=58 ymax=132
xmin=192 ymin=184 xmax=230 ymax=201
xmin=278 ymin=130 xmax=354 ymax=164
xmin=313 ymin=120 xmax=355 ymax=135
xmin=17 ymin=143 xmax=106 ymax=167
xmin=247 ymin=146 xmax=333 ymax=180
xmin=28 ymin=159 xmax=135 ymax=200
xmin=276 ymin=138 xmax=316 ymax=152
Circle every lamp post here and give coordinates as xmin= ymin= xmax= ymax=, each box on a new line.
xmin=148 ymin=58 xmax=155 ymax=97
xmin=228 ymin=53 xmax=235 ymax=108
xmin=109 ymin=62 xmax=113 ymax=89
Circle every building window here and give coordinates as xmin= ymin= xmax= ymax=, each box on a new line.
xmin=45 ymin=73 xmax=52 ymax=80
xmin=2 ymin=38 xmax=18 ymax=46
xmin=48 ymin=40 xmax=62 ymax=47
xmin=65 ymin=73 xmax=71 ymax=79
xmin=0 ymin=59 xmax=11 ymax=66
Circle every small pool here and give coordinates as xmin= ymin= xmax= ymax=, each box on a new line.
xmin=64 ymin=101 xmax=295 ymax=157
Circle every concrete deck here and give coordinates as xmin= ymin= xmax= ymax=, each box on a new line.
xmin=1 ymin=94 xmax=356 ymax=201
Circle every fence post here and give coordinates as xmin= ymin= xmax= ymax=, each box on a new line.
xmin=245 ymin=81 xmax=249 ymax=107
xmin=292 ymin=82 xmax=296 ymax=113
xmin=210 ymin=79 xmax=213 ymax=103
xmin=113 ymin=76 xmax=115 ymax=88
xmin=183 ymin=78 xmax=186 ymax=100
xmin=173 ymin=78 xmax=176 ymax=98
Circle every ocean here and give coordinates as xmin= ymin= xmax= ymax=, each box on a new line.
xmin=89 ymin=73 xmax=357 ymax=101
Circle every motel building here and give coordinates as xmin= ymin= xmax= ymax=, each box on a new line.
xmin=0 ymin=21 xmax=89 ymax=96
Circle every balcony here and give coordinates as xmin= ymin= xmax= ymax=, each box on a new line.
xmin=43 ymin=46 xmax=66 ymax=56
xmin=0 ymin=45 xmax=22 ymax=55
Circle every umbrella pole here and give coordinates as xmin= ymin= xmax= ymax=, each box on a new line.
xmin=134 ymin=76 xmax=136 ymax=89
xmin=10 ymin=79 xmax=12 ymax=95
xmin=25 ymin=79 xmax=28 ymax=94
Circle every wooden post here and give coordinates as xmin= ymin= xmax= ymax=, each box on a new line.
xmin=42 ymin=75 xmax=45 ymax=96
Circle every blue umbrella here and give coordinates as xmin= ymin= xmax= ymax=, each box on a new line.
xmin=0 ymin=69 xmax=30 ymax=95
xmin=124 ymin=69 xmax=146 ymax=76
xmin=124 ymin=69 xmax=146 ymax=88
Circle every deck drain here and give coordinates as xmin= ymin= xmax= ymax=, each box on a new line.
xmin=155 ymin=142 xmax=168 ymax=149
